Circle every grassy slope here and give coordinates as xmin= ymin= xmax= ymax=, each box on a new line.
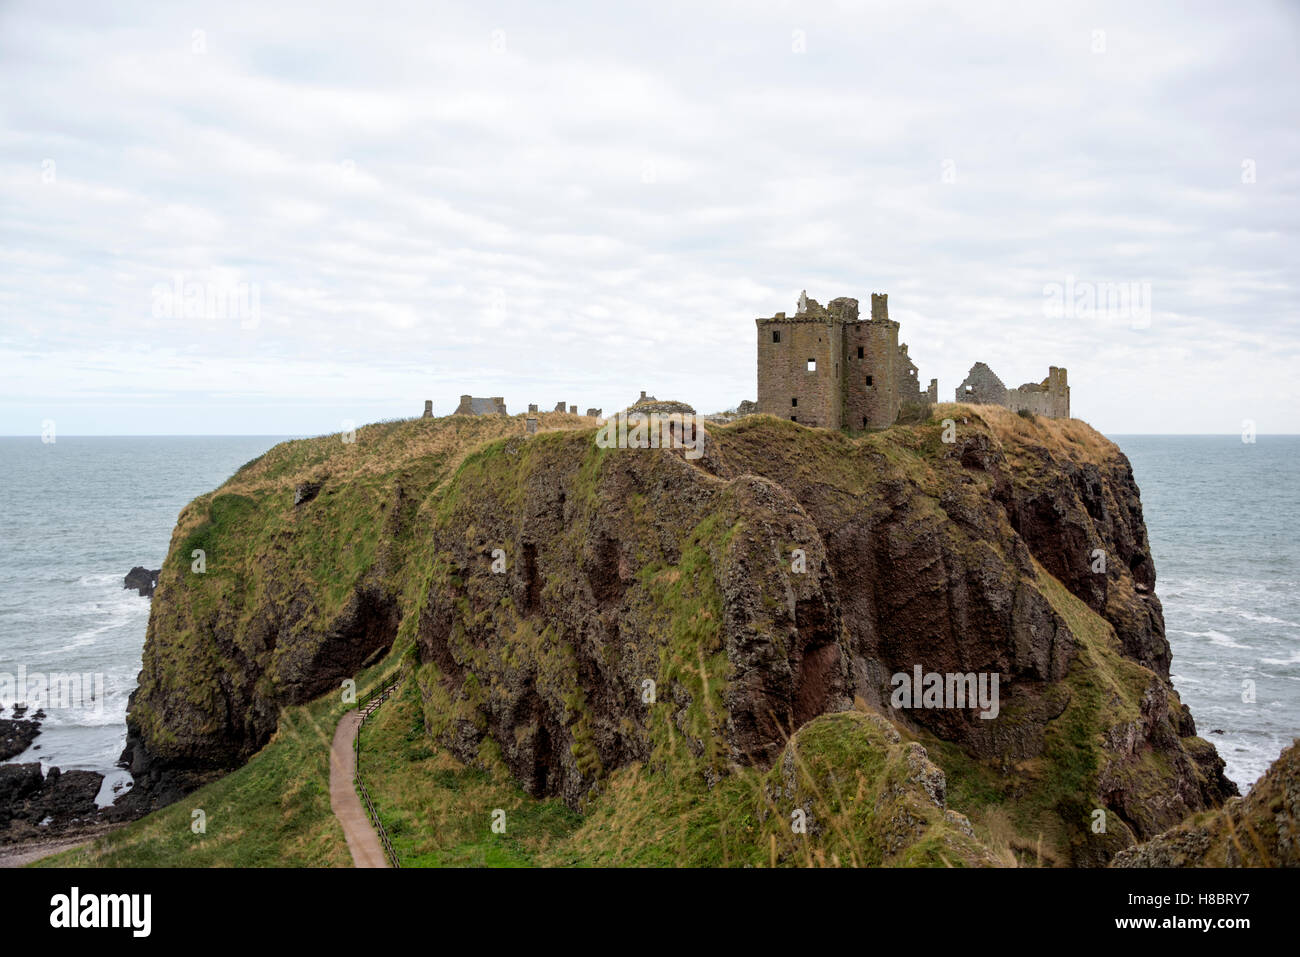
xmin=128 ymin=414 xmax=569 ymax=757
xmin=45 ymin=412 xmax=588 ymax=867
xmin=44 ymin=405 xmax=1179 ymax=867
xmin=47 ymin=688 xmax=352 ymax=867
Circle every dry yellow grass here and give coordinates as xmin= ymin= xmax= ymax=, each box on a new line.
xmin=934 ymin=402 xmax=1122 ymax=468
xmin=225 ymin=411 xmax=600 ymax=495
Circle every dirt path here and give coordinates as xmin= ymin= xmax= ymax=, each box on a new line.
xmin=0 ymin=825 xmax=120 ymax=868
xmin=330 ymin=711 xmax=390 ymax=869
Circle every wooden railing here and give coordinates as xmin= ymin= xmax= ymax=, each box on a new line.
xmin=353 ymin=671 xmax=404 ymax=868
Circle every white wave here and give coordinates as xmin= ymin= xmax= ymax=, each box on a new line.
xmin=1261 ymin=650 xmax=1300 ymax=666
xmin=35 ymin=708 xmax=128 ymax=729
xmin=75 ymin=573 xmax=123 ymax=588
xmin=1233 ymin=610 xmax=1300 ymax=627
xmin=1174 ymin=629 xmax=1253 ymax=650
xmin=37 ymin=603 xmax=148 ymax=657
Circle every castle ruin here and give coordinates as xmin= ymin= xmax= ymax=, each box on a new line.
xmin=454 ymin=395 xmax=508 ymax=416
xmin=755 ymin=291 xmax=937 ymax=430
xmin=955 ymin=362 xmax=1069 ymax=419
xmin=756 ymin=291 xmax=1071 ymax=429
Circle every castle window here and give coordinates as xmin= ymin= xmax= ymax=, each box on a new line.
xmin=791 ymin=397 xmax=797 ymax=407
xmin=865 ymin=375 xmax=873 ymax=387
xmin=862 ymin=416 xmax=868 ymax=427
xmin=857 ymin=346 xmax=864 ymax=359
xmin=791 ymin=416 xmax=797 ymax=422
xmin=773 ymin=331 xmax=781 ymax=343
xmin=806 ymin=359 xmax=816 ymax=372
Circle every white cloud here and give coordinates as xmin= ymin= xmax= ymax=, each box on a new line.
xmin=0 ymin=0 xmax=1297 ymax=434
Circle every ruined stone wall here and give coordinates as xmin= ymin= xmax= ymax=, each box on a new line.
xmin=894 ymin=343 xmax=932 ymax=404
xmin=954 ymin=363 xmax=1009 ymax=406
xmin=956 ymin=363 xmax=1069 ymax=418
xmin=756 ymin=312 xmax=843 ymax=428
xmin=454 ymin=395 xmax=509 ymax=416
xmin=1047 ymin=367 xmax=1069 ymax=417
xmin=1007 ymin=367 xmax=1069 ymax=418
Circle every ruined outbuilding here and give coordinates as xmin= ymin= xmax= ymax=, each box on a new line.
xmin=755 ymin=291 xmax=938 ymax=430
xmin=955 ymin=363 xmax=1069 ymax=419
xmin=626 ymin=391 xmax=694 ymax=417
xmin=454 ymin=395 xmax=508 ymax=416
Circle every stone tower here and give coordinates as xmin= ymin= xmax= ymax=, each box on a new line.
xmin=755 ymin=290 xmax=920 ymax=430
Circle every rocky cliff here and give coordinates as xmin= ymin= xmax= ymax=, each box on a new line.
xmin=1113 ymin=739 xmax=1299 ymax=867
xmin=122 ymin=405 xmax=1237 ymax=864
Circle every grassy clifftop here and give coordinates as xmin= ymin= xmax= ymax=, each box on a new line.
xmin=67 ymin=405 xmax=1235 ymax=866
xmin=122 ymin=412 xmax=590 ymax=783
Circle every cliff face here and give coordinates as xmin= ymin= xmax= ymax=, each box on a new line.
xmin=1114 ymin=740 xmax=1300 ymax=867
xmin=125 ymin=405 xmax=1235 ymax=863
xmin=120 ymin=414 xmax=531 ymax=796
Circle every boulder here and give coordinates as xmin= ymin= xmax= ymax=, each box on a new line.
xmin=123 ymin=566 xmax=160 ymax=597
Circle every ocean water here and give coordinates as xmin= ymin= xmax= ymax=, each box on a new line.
xmin=0 ymin=436 xmax=290 ymax=804
xmin=0 ymin=434 xmax=1295 ymax=799
xmin=1116 ymin=435 xmax=1300 ymax=790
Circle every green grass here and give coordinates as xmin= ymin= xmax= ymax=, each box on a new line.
xmin=355 ymin=678 xmax=583 ymax=867
xmin=354 ymin=696 xmax=995 ymax=868
xmin=42 ymin=661 xmax=402 ymax=868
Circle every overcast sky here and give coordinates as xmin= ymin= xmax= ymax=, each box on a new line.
xmin=2 ymin=0 xmax=1297 ymax=436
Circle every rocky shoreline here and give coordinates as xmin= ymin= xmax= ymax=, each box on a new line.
xmin=0 ymin=565 xmax=184 ymax=852
xmin=0 ymin=704 xmax=155 ymax=851
xmin=0 ymin=756 xmax=155 ymax=850
xmin=0 ymin=712 xmax=42 ymax=762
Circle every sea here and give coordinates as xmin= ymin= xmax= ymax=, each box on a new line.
xmin=0 ymin=436 xmax=289 ymax=805
xmin=1116 ymin=435 xmax=1300 ymax=790
xmin=0 ymin=434 xmax=1295 ymax=798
